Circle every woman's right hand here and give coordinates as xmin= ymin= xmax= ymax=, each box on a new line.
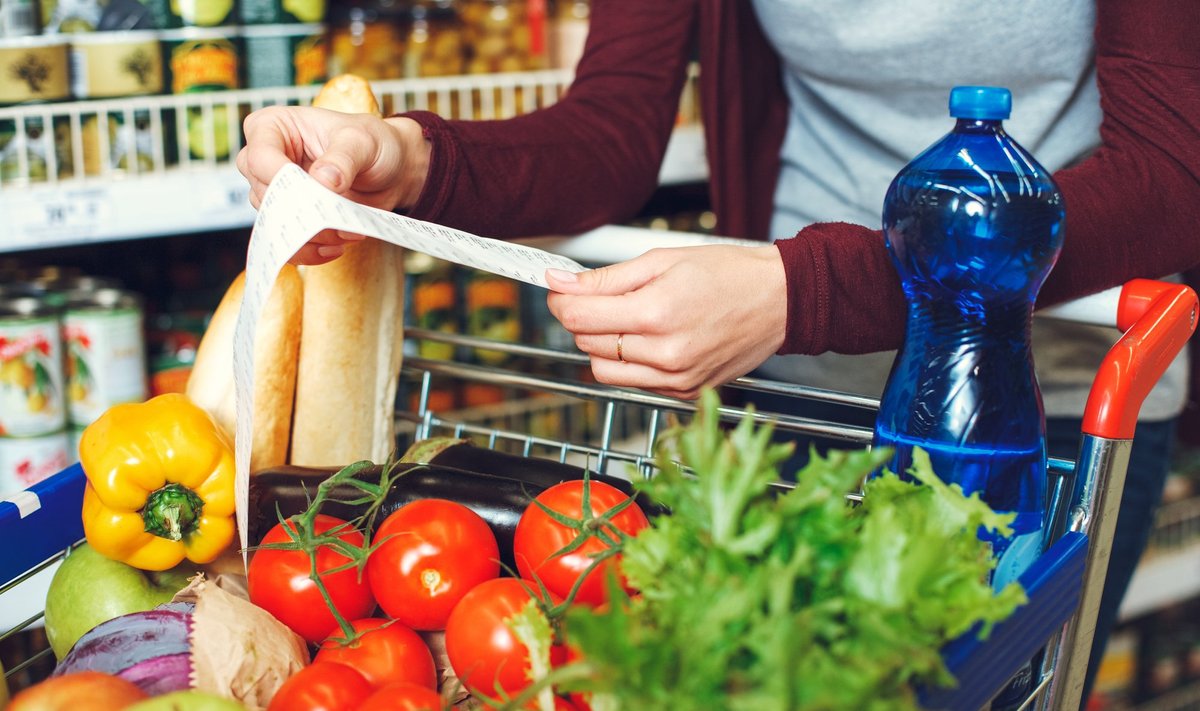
xmin=236 ymin=106 xmax=431 ymax=265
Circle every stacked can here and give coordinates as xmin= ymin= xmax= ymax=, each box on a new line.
xmin=0 ymin=2 xmax=73 ymax=182
xmin=160 ymin=0 xmax=241 ymax=160
xmin=240 ymin=0 xmax=326 ymax=89
xmin=0 ymin=295 xmax=70 ymax=495
xmin=62 ymin=288 xmax=150 ymax=434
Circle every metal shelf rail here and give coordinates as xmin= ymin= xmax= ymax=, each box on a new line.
xmin=0 ymin=67 xmax=707 ymax=251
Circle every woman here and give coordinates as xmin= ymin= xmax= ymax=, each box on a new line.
xmin=237 ymin=1 xmax=1200 ymax=704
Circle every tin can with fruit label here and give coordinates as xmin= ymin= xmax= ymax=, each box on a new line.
xmin=67 ymin=425 xmax=83 ymax=463
xmin=0 ymin=115 xmax=74 ymax=183
xmin=0 ymin=429 xmax=70 ymax=494
xmin=1 ymin=0 xmax=39 ymax=37
xmin=161 ymin=27 xmax=239 ymax=93
xmin=0 ymin=296 xmax=66 ymax=438
xmin=70 ymin=30 xmax=163 ymax=99
xmin=161 ymin=27 xmax=240 ymax=160
xmin=81 ymin=109 xmax=157 ymax=175
xmin=0 ymin=35 xmax=70 ymax=105
xmin=63 ymin=288 xmax=148 ymax=427
xmin=242 ymin=23 xmax=327 ymax=89
xmin=465 ymin=269 xmax=520 ymax=366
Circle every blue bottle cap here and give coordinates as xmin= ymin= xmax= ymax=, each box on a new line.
xmin=949 ymin=86 xmax=1012 ymax=120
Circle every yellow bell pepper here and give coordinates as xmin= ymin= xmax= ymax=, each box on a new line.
xmin=79 ymin=393 xmax=237 ymax=571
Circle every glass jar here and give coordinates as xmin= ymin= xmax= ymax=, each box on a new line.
xmin=461 ymin=0 xmax=545 ymax=73
xmin=405 ymin=0 xmax=463 ymax=77
xmin=328 ymin=0 xmax=409 ymax=80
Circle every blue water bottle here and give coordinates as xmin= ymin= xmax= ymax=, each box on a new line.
xmin=874 ymin=85 xmax=1064 ymax=591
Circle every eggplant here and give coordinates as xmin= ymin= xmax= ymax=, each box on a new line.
xmin=248 ymin=453 xmax=665 ymax=571
xmin=53 ymin=603 xmax=194 ymax=696
xmin=404 ymin=439 xmax=637 ymax=489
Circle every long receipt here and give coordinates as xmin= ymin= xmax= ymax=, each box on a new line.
xmin=232 ymin=163 xmax=586 ymax=558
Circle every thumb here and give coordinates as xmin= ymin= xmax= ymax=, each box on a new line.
xmin=308 ymin=125 xmax=378 ymax=194
xmin=546 ymin=256 xmax=662 ymax=296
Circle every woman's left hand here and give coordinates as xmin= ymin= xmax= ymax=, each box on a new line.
xmin=546 ymin=245 xmax=788 ymax=400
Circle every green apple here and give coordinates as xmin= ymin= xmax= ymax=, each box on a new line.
xmin=127 ymin=691 xmax=246 ymax=710
xmin=43 ymin=544 xmax=193 ymax=659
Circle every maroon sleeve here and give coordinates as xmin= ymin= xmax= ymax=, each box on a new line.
xmin=776 ymin=0 xmax=1200 ymax=356
xmin=400 ymin=0 xmax=697 ymax=239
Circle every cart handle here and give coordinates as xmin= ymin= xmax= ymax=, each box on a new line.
xmin=1082 ymin=279 xmax=1197 ymax=440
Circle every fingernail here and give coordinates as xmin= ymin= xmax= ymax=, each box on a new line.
xmin=317 ymin=245 xmax=344 ymax=258
xmin=313 ymin=165 xmax=342 ymax=190
xmin=547 ymin=268 xmax=579 ymax=283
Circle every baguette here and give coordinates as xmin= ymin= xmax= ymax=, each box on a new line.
xmin=185 ymin=265 xmax=303 ymax=472
xmin=289 ymin=75 xmax=406 ymax=466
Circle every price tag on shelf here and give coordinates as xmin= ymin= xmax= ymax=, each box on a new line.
xmin=230 ymin=164 xmax=586 ymax=558
xmin=13 ymin=187 xmax=113 ymax=243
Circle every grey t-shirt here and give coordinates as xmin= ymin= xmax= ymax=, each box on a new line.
xmin=750 ymin=0 xmax=1187 ymax=421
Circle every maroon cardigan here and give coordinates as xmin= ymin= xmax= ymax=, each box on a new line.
xmin=404 ymin=0 xmax=1200 ymax=356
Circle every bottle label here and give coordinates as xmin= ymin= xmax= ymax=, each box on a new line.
xmin=991 ymin=525 xmax=1043 ymax=591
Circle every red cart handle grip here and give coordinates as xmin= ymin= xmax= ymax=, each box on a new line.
xmin=1082 ymin=279 xmax=1198 ymax=440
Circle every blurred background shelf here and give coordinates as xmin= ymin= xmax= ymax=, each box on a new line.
xmin=0 ymin=70 xmax=707 ymax=253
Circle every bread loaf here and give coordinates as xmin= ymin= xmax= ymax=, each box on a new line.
xmin=289 ymin=75 xmax=406 ymax=466
xmin=185 ymin=265 xmax=303 ymax=472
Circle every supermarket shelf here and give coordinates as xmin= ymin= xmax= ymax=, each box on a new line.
xmin=1 ymin=167 xmax=255 ymax=252
xmin=0 ymin=69 xmax=707 ymax=253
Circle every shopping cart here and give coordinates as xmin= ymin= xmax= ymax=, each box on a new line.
xmin=1 ymin=277 xmax=1194 ymax=711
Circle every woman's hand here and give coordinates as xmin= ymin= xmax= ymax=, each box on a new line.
xmin=546 ymin=245 xmax=788 ymax=400
xmin=236 ymin=106 xmax=431 ymax=265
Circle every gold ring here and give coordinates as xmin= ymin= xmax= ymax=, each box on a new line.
xmin=616 ymin=333 xmax=626 ymax=363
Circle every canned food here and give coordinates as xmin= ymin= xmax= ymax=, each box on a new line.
xmin=409 ymin=255 xmax=458 ymax=361
xmin=171 ymin=0 xmax=236 ymax=27
xmin=161 ymin=26 xmax=239 ymax=92
xmin=146 ymin=310 xmax=205 ymax=396
xmin=242 ymin=23 xmax=327 ymax=89
xmin=68 ymin=425 xmax=83 ymax=464
xmin=19 ymin=274 xmax=122 ymax=307
xmin=239 ymin=0 xmax=323 ymax=25
xmin=0 ymin=0 xmax=39 ymax=37
xmin=70 ymin=30 xmax=163 ymax=99
xmin=465 ymin=270 xmax=519 ymax=366
xmin=0 ymin=429 xmax=69 ymax=494
xmin=63 ymin=288 xmax=148 ymax=427
xmin=81 ymin=109 xmax=157 ymax=175
xmin=0 ymin=35 xmax=70 ymax=105
xmin=40 ymin=0 xmax=100 ymax=32
xmin=161 ymin=27 xmax=239 ymax=159
xmin=0 ymin=296 xmax=66 ymax=438
xmin=0 ymin=115 xmax=73 ymax=182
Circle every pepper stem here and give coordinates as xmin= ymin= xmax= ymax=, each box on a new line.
xmin=142 ymin=483 xmax=205 ymax=541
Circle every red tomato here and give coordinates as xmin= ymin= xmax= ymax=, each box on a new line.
xmin=248 ymin=514 xmax=376 ymax=644
xmin=444 ymin=578 xmax=561 ymax=698
xmin=357 ymin=681 xmax=444 ymax=711
xmin=266 ymin=662 xmax=373 ymax=711
xmin=315 ymin=618 xmax=437 ymax=690
xmin=366 ymin=499 xmax=500 ymax=630
xmin=513 ymin=479 xmax=649 ymax=606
